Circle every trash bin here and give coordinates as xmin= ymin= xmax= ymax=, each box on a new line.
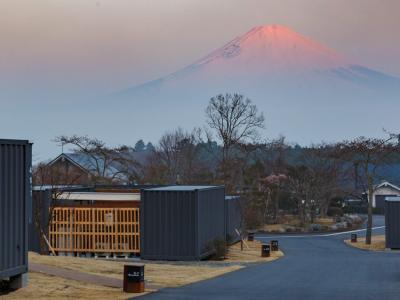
xmin=261 ymin=244 xmax=270 ymax=257
xmin=247 ymin=232 xmax=255 ymax=241
xmin=123 ymin=264 xmax=145 ymax=293
xmin=351 ymin=233 xmax=357 ymax=243
xmin=270 ymin=240 xmax=279 ymax=251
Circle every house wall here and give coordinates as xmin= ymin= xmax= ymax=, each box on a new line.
xmin=372 ymin=186 xmax=400 ymax=207
xmin=56 ymin=200 xmax=140 ymax=208
xmin=38 ymin=159 xmax=91 ymax=186
xmin=29 ymin=187 xmax=140 ymax=253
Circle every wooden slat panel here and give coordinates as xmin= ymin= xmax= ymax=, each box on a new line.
xmin=49 ymin=207 xmax=140 ymax=254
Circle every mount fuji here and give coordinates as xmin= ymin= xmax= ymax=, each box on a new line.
xmin=111 ymin=25 xmax=400 ymax=144
xmin=121 ymin=25 xmax=400 ymax=100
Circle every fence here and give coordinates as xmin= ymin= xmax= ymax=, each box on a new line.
xmin=49 ymin=207 xmax=140 ymax=254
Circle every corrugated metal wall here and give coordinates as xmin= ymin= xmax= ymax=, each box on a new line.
xmin=0 ymin=140 xmax=32 ymax=278
xmin=385 ymin=199 xmax=400 ymax=249
xmin=197 ymin=188 xmax=225 ymax=258
xmin=225 ymin=196 xmax=243 ymax=244
xmin=141 ymin=190 xmax=197 ymax=260
xmin=141 ymin=186 xmax=225 ymax=260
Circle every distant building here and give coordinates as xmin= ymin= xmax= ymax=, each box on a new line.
xmin=35 ymin=152 xmax=141 ymax=186
xmin=370 ymin=181 xmax=400 ymax=209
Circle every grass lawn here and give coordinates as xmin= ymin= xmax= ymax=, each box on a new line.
xmin=225 ymin=240 xmax=284 ymax=263
xmin=344 ymin=235 xmax=386 ymax=251
xmin=28 ymin=252 xmax=243 ymax=287
xmin=2 ymin=272 xmax=136 ymax=300
xmin=2 ymin=243 xmax=283 ymax=300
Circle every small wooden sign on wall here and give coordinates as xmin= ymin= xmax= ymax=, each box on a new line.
xmin=105 ymin=212 xmax=114 ymax=224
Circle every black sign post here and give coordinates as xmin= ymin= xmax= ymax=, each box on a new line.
xmin=123 ymin=264 xmax=145 ymax=293
xmin=351 ymin=233 xmax=357 ymax=243
xmin=270 ymin=240 xmax=279 ymax=251
xmin=261 ymin=244 xmax=271 ymax=257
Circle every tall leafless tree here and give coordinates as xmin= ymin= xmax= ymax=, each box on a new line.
xmin=206 ymin=93 xmax=265 ymax=161
xmin=206 ymin=93 xmax=265 ymax=191
xmin=144 ymin=128 xmax=211 ymax=184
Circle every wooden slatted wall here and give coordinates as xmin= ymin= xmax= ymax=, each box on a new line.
xmin=49 ymin=207 xmax=140 ymax=254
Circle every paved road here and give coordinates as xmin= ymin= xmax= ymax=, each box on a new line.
xmin=140 ymin=215 xmax=400 ymax=300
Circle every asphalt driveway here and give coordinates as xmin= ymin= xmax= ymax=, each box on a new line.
xmin=140 ymin=215 xmax=400 ymax=300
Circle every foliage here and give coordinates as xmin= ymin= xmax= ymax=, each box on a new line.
xmin=210 ymin=238 xmax=228 ymax=260
xmin=327 ymin=207 xmax=343 ymax=217
xmin=134 ymin=139 xmax=146 ymax=152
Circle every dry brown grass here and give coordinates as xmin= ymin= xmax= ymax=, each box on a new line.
xmin=28 ymin=252 xmax=243 ymax=288
xmin=344 ymin=235 xmax=386 ymax=251
xmin=314 ymin=217 xmax=335 ymax=226
xmin=262 ymin=224 xmax=288 ymax=232
xmin=2 ymin=272 xmax=140 ymax=300
xmin=225 ymin=240 xmax=284 ymax=263
xmin=4 ymin=244 xmax=283 ymax=300
xmin=262 ymin=215 xmax=335 ymax=232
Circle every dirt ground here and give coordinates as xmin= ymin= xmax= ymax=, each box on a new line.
xmin=344 ymin=235 xmax=386 ymax=251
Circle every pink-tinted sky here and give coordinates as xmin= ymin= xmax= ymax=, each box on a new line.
xmin=1 ymin=0 xmax=399 ymax=99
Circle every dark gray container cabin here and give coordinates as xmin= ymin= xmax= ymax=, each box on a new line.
xmin=385 ymin=196 xmax=400 ymax=249
xmin=0 ymin=139 xmax=32 ymax=289
xmin=141 ymin=186 xmax=225 ymax=260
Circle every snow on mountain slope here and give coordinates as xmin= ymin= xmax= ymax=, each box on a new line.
xmin=121 ymin=24 xmax=399 ymax=98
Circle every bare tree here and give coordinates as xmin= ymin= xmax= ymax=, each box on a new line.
xmin=206 ymin=93 xmax=265 ymax=161
xmin=32 ymin=163 xmax=81 ymax=253
xmin=262 ymin=174 xmax=287 ymax=223
xmin=334 ymin=136 xmax=397 ymax=244
xmin=144 ymin=128 xmax=211 ymax=184
xmin=301 ymin=145 xmax=343 ymax=218
xmin=54 ymin=135 xmax=140 ymax=184
xmin=286 ymin=165 xmax=316 ymax=226
xmin=206 ymin=93 xmax=265 ymax=191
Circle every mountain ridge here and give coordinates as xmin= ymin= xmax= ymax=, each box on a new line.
xmin=121 ymin=24 xmax=399 ymax=97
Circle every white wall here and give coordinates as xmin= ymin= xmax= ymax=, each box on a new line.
xmin=372 ymin=186 xmax=400 ymax=207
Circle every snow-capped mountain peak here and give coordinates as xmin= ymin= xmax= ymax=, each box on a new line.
xmin=193 ymin=24 xmax=347 ymax=72
xmin=122 ymin=24 xmax=399 ymax=97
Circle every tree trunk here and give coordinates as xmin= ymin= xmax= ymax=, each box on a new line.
xmin=264 ymin=190 xmax=271 ymax=224
xmin=274 ymin=188 xmax=280 ymax=224
xmin=366 ymin=176 xmax=373 ymax=245
xmin=298 ymin=201 xmax=304 ymax=227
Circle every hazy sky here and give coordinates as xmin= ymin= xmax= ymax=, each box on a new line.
xmin=1 ymin=0 xmax=399 ymax=161
xmin=1 ymin=0 xmax=399 ymax=99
